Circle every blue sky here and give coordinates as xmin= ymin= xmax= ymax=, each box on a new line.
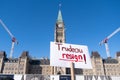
xmin=0 ymin=0 xmax=120 ymax=58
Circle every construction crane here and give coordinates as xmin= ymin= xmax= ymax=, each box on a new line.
xmin=99 ymin=27 xmax=120 ymax=58
xmin=0 ymin=19 xmax=18 ymax=58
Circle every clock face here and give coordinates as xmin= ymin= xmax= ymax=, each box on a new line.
xmin=58 ymin=23 xmax=63 ymax=27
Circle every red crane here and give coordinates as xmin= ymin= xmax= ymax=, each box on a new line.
xmin=0 ymin=19 xmax=18 ymax=58
xmin=99 ymin=27 xmax=120 ymax=58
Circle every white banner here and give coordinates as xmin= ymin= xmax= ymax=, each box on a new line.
xmin=50 ymin=42 xmax=92 ymax=69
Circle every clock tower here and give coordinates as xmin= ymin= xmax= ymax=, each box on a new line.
xmin=54 ymin=9 xmax=65 ymax=43
xmin=53 ymin=9 xmax=66 ymax=75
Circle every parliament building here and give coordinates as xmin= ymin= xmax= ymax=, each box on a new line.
xmin=0 ymin=8 xmax=120 ymax=78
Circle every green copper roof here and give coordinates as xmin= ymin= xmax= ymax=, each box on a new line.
xmin=57 ymin=10 xmax=63 ymax=22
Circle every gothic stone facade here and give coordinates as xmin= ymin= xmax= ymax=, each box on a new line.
xmin=0 ymin=51 xmax=120 ymax=76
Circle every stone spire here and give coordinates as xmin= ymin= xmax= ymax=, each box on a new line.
xmin=57 ymin=10 xmax=63 ymax=22
xmin=57 ymin=4 xmax=63 ymax=22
